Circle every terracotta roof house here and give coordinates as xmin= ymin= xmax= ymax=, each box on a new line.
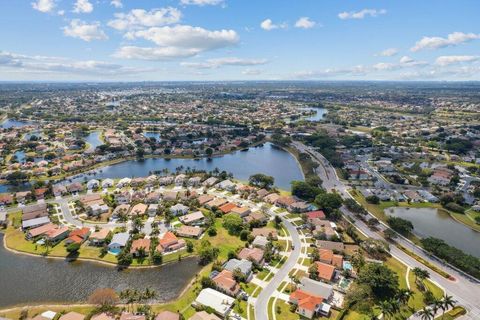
xmin=130 ymin=238 xmax=151 ymax=257
xmin=157 ymin=232 xmax=186 ymax=252
xmin=26 ymin=223 xmax=56 ymax=239
xmin=238 ymin=247 xmax=265 ymax=265
xmin=314 ymin=261 xmax=336 ymax=282
xmin=275 ymin=195 xmax=297 ymax=208
xmin=243 ymin=211 xmax=268 ymax=224
xmin=212 ymin=270 xmax=240 ymax=297
xmin=90 ymin=313 xmax=115 ymax=320
xmin=230 ymin=206 xmax=251 ymax=217
xmin=289 ymin=289 xmax=324 ymax=319
xmin=119 ymin=313 xmax=145 ymax=320
xmin=45 ymin=226 xmax=70 ymax=243
xmin=89 ymin=228 xmax=111 ymax=246
xmin=112 ymin=204 xmax=130 ymax=218
xmin=197 ymin=194 xmax=214 ymax=205
xmin=0 ymin=193 xmax=14 ymax=205
xmin=219 ymin=202 xmax=238 ymax=214
xmin=263 ymin=193 xmax=280 ymax=204
xmin=155 ymin=311 xmax=180 ymax=320
xmin=205 ymin=198 xmax=228 ymax=209
xmin=176 ymin=225 xmax=203 ymax=238
xmin=305 ymin=210 xmax=326 ymax=221
xmin=251 ymin=227 xmax=278 ymax=240
xmin=59 ymin=312 xmax=85 ymax=320
xmin=130 ymin=203 xmax=147 ymax=216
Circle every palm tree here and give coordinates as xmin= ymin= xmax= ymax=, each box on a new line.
xmin=397 ymin=288 xmax=414 ymax=306
xmin=418 ymin=306 xmax=434 ymax=320
xmin=440 ymin=294 xmax=456 ymax=318
xmin=379 ymin=300 xmax=394 ymax=320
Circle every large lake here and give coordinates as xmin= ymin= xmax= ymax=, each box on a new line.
xmin=385 ymin=207 xmax=480 ymax=258
xmin=67 ymin=143 xmax=303 ymax=190
xmin=303 ymin=107 xmax=328 ymax=121
xmin=0 ymin=119 xmax=31 ymax=129
xmin=0 ymin=234 xmax=202 ymax=308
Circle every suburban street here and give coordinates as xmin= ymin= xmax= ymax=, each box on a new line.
xmin=293 ymin=141 xmax=480 ymax=319
xmin=254 ymin=217 xmax=302 ymax=320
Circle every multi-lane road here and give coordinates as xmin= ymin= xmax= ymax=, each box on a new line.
xmin=292 ymin=141 xmax=480 ymax=319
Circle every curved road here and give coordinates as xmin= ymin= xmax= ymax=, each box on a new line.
xmin=254 ymin=218 xmax=301 ymax=320
xmin=293 ymin=141 xmax=480 ymax=319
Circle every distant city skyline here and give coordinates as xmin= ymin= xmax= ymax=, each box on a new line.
xmin=1 ymin=0 xmax=479 ymax=81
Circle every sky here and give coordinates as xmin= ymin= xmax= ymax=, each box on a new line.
xmin=0 ymin=0 xmax=479 ymax=81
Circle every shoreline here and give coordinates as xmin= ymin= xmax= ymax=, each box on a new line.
xmin=2 ymin=232 xmax=197 ymax=269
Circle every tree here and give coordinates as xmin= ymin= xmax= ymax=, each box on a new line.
xmin=365 ymin=195 xmax=380 ymax=204
xmin=418 ymin=306 xmax=434 ymax=320
xmin=249 ymin=173 xmax=275 ymax=189
xmin=151 ymin=251 xmax=163 ymax=265
xmin=186 ymin=240 xmax=194 ymax=253
xmin=66 ymin=242 xmax=81 ymax=254
xmin=440 ymin=294 xmax=456 ymax=318
xmin=88 ymin=288 xmax=119 ymax=307
xmin=314 ymin=193 xmax=343 ymax=213
xmin=308 ymin=264 xmax=319 ymax=280
xmin=386 ymin=216 xmax=413 ymax=236
xmin=357 ymin=263 xmax=399 ymax=299
xmin=198 ymin=240 xmax=219 ymax=265
xmin=291 ymin=180 xmax=322 ymax=201
xmin=223 ymin=214 xmax=244 ymax=235
xmin=412 ymin=267 xmax=429 ymax=289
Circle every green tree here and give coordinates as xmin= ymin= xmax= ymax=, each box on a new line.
xmin=249 ymin=173 xmax=275 ymax=189
xmin=223 ymin=214 xmax=244 ymax=235
xmin=314 ymin=192 xmax=343 ymax=213
xmin=357 ymin=263 xmax=399 ymax=299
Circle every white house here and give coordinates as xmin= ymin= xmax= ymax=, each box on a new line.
xmin=170 ymin=203 xmax=189 ymax=216
xmin=194 ymin=288 xmax=235 ymax=318
xmin=116 ymin=178 xmax=131 ymax=188
xmin=87 ymin=179 xmax=100 ymax=190
xmin=101 ymin=178 xmax=114 ymax=188
xmin=108 ymin=232 xmax=129 ymax=251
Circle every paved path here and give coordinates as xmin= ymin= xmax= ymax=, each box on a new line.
xmin=293 ymin=141 xmax=480 ymax=319
xmin=254 ymin=218 xmax=301 ymax=320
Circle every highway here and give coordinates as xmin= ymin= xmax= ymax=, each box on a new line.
xmin=292 ymin=141 xmax=480 ymax=319
xmin=254 ymin=217 xmax=302 ymax=320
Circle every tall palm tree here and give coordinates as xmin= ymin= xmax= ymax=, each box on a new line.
xmin=379 ymin=300 xmax=394 ymax=320
xmin=441 ymin=294 xmax=456 ymax=318
xmin=397 ymin=288 xmax=414 ymax=306
xmin=418 ymin=306 xmax=434 ymax=320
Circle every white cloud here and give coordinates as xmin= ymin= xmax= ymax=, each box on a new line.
xmin=338 ymin=8 xmax=386 ymax=20
xmin=180 ymin=0 xmax=223 ymax=6
xmin=0 ymin=51 xmax=150 ymax=76
xmin=295 ymin=17 xmax=316 ymax=29
xmin=260 ymin=19 xmax=287 ymax=31
xmin=435 ymin=55 xmax=479 ymax=66
xmin=181 ymin=57 xmax=268 ymax=69
xmin=110 ymin=0 xmax=123 ymax=9
xmin=108 ymin=8 xmax=181 ymax=31
xmin=242 ymin=68 xmax=262 ymax=75
xmin=411 ymin=32 xmax=480 ymax=52
xmin=377 ymin=48 xmax=398 ymax=57
xmin=373 ymin=62 xmax=396 ymax=71
xmin=63 ymin=20 xmax=108 ymax=41
xmin=31 ymin=0 xmax=56 ymax=13
xmin=57 ymin=10 xmax=65 ymax=16
xmin=73 ymin=0 xmax=93 ymax=13
xmin=114 ymin=25 xmax=239 ymax=60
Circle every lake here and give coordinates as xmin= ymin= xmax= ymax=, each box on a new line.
xmin=0 ymin=234 xmax=202 ymax=308
xmin=84 ymin=131 xmax=103 ymax=150
xmin=0 ymin=119 xmax=31 ymax=129
xmin=304 ymin=107 xmax=328 ymax=121
xmin=385 ymin=207 xmax=480 ymax=257
xmin=66 ymin=143 xmax=303 ymax=190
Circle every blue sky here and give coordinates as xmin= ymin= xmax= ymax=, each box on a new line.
xmin=1 ymin=0 xmax=479 ymax=81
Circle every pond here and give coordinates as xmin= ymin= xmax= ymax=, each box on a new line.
xmin=67 ymin=143 xmax=303 ymax=190
xmin=385 ymin=207 xmax=480 ymax=258
xmin=0 ymin=119 xmax=31 ymax=129
xmin=84 ymin=131 xmax=103 ymax=149
xmin=0 ymin=234 xmax=202 ymax=308
xmin=303 ymin=107 xmax=328 ymax=121
xmin=143 ymin=131 xmax=162 ymax=141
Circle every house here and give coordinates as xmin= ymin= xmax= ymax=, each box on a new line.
xmin=26 ymin=223 xmax=56 ymax=239
xmin=205 ymin=198 xmax=228 ymax=209
xmin=112 ymin=204 xmax=130 ymax=218
xmin=275 ymin=195 xmax=297 ymax=208
xmin=52 ymin=185 xmax=68 ymax=197
xmin=215 ymin=179 xmax=236 ymax=191
xmin=15 ymin=191 xmax=32 ymax=204
xmin=252 ymin=235 xmax=269 ymax=249
xmin=316 ymin=240 xmax=345 ymax=252
xmin=178 ymin=211 xmax=205 ymax=225
xmin=67 ymin=182 xmax=83 ymax=194
xmin=189 ymin=311 xmax=221 ymax=320
xmin=59 ymin=312 xmax=85 ymax=320
xmin=223 ymin=258 xmax=253 ymax=280
xmin=305 ymin=210 xmax=326 ymax=222
xmin=194 ymin=288 xmax=235 ymax=318
xmin=163 ymin=191 xmax=178 ymax=201
xmin=176 ymin=225 xmax=203 ymax=238
xmin=90 ymin=313 xmax=115 ymax=320
xmin=87 ymin=203 xmax=109 ymax=216
xmin=114 ymin=191 xmax=131 ymax=204
xmin=314 ymin=261 xmax=336 ymax=282
xmin=89 ymin=228 xmax=111 ymax=246
xmin=289 ymin=201 xmax=310 ymax=213
xmin=65 ymin=227 xmax=91 ymax=245
xmin=116 ymin=178 xmax=132 ymax=188
xmin=263 ymin=193 xmax=280 ymax=204
xmin=238 ymin=247 xmax=264 ymax=265
xmin=22 ymin=216 xmax=51 ymax=230
xmin=101 ymin=179 xmax=114 ymax=188
xmin=146 ymin=192 xmax=161 ymax=204
xmin=202 ymin=177 xmax=218 ymax=187
xmin=219 ymin=202 xmax=238 ymax=214
xmin=157 ymin=231 xmax=186 ymax=252
xmin=212 ymin=270 xmax=240 ymax=297
xmin=188 ymin=176 xmax=202 ymax=186
xmin=130 ymin=203 xmax=148 ymax=216
xmin=170 ymin=203 xmax=189 ymax=216
xmin=197 ymin=194 xmax=214 ymax=206
xmin=289 ymin=289 xmax=325 ymax=319
xmin=230 ymin=206 xmax=251 ymax=217
xmin=108 ymin=232 xmax=129 ymax=251
xmin=299 ymin=277 xmax=334 ymax=302
xmin=243 ymin=211 xmax=268 ymax=224
xmin=175 ymin=174 xmax=187 ymax=185
xmin=0 ymin=193 xmax=14 ymax=205
xmin=22 ymin=203 xmax=48 ymax=221
xmin=155 ymin=311 xmax=180 ymax=320
xmin=87 ymin=179 xmax=100 ymax=190
xmin=119 ymin=312 xmax=145 ymax=320
xmin=147 ymin=204 xmax=159 ymax=217
xmin=130 ymin=238 xmax=151 ymax=256
xmin=252 ymin=227 xmax=278 ymax=240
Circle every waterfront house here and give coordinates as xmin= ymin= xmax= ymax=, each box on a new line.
xmin=67 ymin=182 xmax=83 ymax=194
xmin=215 ymin=179 xmax=236 ymax=191
xmin=0 ymin=193 xmax=14 ymax=205
xmin=22 ymin=216 xmax=51 ymax=230
xmin=194 ymin=288 xmax=235 ymax=318
xmin=65 ymin=227 xmax=91 ymax=245
xmin=202 ymin=177 xmax=217 ymax=187
xmin=59 ymin=312 xmax=85 ymax=320
xmin=52 ymin=185 xmax=67 ymax=197
xmin=101 ymin=179 xmax=114 ymax=188
xmin=157 ymin=231 xmax=186 ymax=252
xmin=130 ymin=238 xmax=151 ymax=257
xmin=0 ymin=211 xmax=7 ymax=228
xmin=87 ymin=179 xmax=100 ymax=190
xmin=44 ymin=226 xmax=69 ymax=243
xmin=108 ymin=232 xmax=129 ymax=251
xmin=26 ymin=223 xmax=56 ymax=239
xmin=89 ymin=228 xmax=111 ymax=246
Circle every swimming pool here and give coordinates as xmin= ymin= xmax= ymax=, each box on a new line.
xmin=343 ymin=261 xmax=352 ymax=271
xmin=108 ymin=248 xmax=122 ymax=255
